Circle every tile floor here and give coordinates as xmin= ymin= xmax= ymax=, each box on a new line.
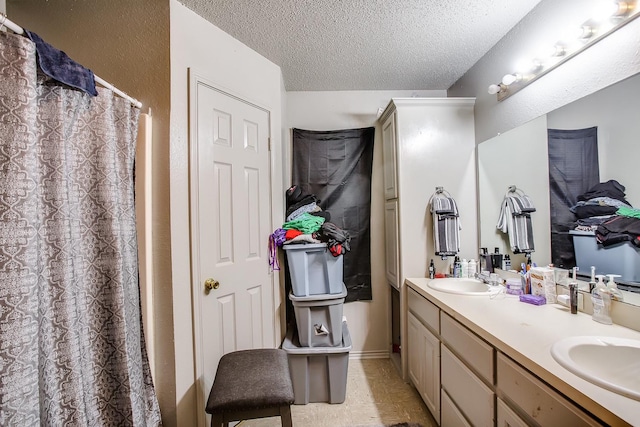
xmin=238 ymin=358 xmax=437 ymax=427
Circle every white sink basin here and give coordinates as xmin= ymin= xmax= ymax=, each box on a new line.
xmin=427 ymin=278 xmax=502 ymax=296
xmin=551 ymin=336 xmax=640 ymax=401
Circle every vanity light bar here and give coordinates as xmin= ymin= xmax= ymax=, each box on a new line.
xmin=488 ymin=0 xmax=640 ymax=101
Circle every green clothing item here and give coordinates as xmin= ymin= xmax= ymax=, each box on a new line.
xmin=616 ymin=205 xmax=640 ymax=219
xmin=282 ymin=212 xmax=325 ymax=234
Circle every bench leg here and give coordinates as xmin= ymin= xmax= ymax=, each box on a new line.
xmin=280 ymin=405 xmax=292 ymax=427
xmin=210 ymin=413 xmax=225 ymax=427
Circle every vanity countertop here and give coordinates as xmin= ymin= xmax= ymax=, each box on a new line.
xmin=406 ymin=277 xmax=640 ymax=427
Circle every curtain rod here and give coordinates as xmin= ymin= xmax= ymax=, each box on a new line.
xmin=0 ymin=13 xmax=143 ymax=109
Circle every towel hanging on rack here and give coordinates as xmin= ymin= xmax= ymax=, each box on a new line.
xmin=429 ymin=187 xmax=461 ymax=257
xmin=497 ymin=186 xmax=536 ymax=254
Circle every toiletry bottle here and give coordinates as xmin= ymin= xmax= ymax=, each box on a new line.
xmin=591 ymin=275 xmax=612 ymax=325
xmin=569 ymin=283 xmax=578 ymax=314
xmin=461 ymin=259 xmax=468 ymax=278
xmin=468 ymin=259 xmax=477 ymax=278
xmin=429 ymin=259 xmax=435 ymax=279
xmin=606 ymin=274 xmax=624 ymax=302
xmin=479 ymin=247 xmax=488 ymax=271
xmin=503 ymin=254 xmax=511 ymax=271
xmin=453 ymin=255 xmax=462 ymax=277
xmin=588 ymin=266 xmax=597 ymax=293
xmin=491 ymin=247 xmax=502 ymax=272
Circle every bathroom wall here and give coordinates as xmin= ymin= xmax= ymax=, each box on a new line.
xmin=285 ymin=90 xmax=446 ymax=357
xmin=448 ymin=0 xmax=640 ymax=144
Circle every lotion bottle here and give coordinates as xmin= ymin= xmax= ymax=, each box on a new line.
xmin=591 ymin=275 xmax=612 ymax=325
xmin=606 ymin=274 xmax=624 ymax=302
xmin=461 ymin=259 xmax=469 ymax=278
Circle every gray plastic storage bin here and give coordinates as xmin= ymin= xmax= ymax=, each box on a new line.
xmin=282 ymin=322 xmax=351 ymax=405
xmin=283 ymin=243 xmax=344 ymax=296
xmin=289 ymin=283 xmax=347 ymax=347
xmin=570 ymin=229 xmax=640 ymax=282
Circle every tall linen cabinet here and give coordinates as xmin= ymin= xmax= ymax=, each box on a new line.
xmin=378 ymin=98 xmax=477 ymax=392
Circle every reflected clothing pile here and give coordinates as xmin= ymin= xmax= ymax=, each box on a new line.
xmin=570 ymin=180 xmax=631 ymax=220
xmin=497 ymin=188 xmax=536 ymax=254
xmin=429 ymin=190 xmax=460 ymax=257
xmin=596 ymin=215 xmax=640 ymax=247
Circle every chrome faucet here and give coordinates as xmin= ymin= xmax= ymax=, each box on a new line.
xmin=475 ymin=271 xmax=491 ymax=284
xmin=476 ymin=271 xmax=502 ymax=287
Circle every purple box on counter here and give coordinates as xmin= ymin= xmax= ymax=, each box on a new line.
xmin=519 ymin=294 xmax=546 ymax=305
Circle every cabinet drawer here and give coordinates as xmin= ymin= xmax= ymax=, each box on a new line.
xmin=407 ymin=287 xmax=439 ymax=333
xmin=497 ymin=353 xmax=600 ymax=426
xmin=497 ymin=397 xmax=529 ymax=427
xmin=441 ymin=345 xmax=494 ymax=427
xmin=441 ymin=389 xmax=471 ymax=427
xmin=441 ymin=312 xmax=494 ymax=383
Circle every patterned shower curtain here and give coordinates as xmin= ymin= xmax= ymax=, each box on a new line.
xmin=0 ymin=31 xmax=161 ymax=425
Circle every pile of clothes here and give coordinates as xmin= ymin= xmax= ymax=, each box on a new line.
xmin=571 ymin=180 xmax=640 ymax=247
xmin=269 ymin=185 xmax=351 ymax=271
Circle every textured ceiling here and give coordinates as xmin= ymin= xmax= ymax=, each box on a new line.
xmin=180 ymin=0 xmax=543 ymax=91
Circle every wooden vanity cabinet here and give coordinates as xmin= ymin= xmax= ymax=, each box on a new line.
xmin=406 ymin=285 xmax=605 ymax=426
xmin=407 ymin=288 xmax=440 ymax=423
xmin=497 ymin=353 xmax=601 ymax=426
xmin=440 ymin=312 xmax=495 ymax=427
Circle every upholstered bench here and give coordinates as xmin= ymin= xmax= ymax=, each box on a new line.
xmin=206 ymin=349 xmax=294 ymax=427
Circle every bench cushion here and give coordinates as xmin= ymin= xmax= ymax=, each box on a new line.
xmin=206 ymin=349 xmax=294 ymax=413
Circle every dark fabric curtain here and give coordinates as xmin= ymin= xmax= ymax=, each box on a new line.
xmin=291 ymin=127 xmax=375 ymax=302
xmin=547 ymin=127 xmax=599 ymax=269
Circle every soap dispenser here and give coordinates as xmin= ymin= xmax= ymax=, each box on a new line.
xmin=591 ymin=275 xmax=612 ymax=325
xmin=606 ymin=274 xmax=624 ymax=302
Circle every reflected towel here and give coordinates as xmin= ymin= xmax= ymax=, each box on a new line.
xmin=497 ymin=192 xmax=535 ymax=254
xmin=25 ymin=30 xmax=97 ymax=96
xmin=506 ymin=194 xmax=536 ymax=214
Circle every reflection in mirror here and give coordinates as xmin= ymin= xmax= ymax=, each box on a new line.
xmin=478 ymin=72 xmax=640 ymax=305
xmin=478 ymin=116 xmax=550 ymax=269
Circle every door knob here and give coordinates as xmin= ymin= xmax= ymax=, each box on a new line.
xmin=204 ymin=278 xmax=220 ymax=293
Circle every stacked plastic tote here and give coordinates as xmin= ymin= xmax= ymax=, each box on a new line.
xmin=281 ymin=243 xmax=352 ymax=405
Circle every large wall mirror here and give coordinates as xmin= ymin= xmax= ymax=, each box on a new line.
xmin=478 ymin=72 xmax=640 ymax=306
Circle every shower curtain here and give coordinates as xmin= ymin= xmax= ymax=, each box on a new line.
xmin=0 ymin=31 xmax=161 ymax=425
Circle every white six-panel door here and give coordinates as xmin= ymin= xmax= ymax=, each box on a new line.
xmin=189 ymin=73 xmax=275 ymax=426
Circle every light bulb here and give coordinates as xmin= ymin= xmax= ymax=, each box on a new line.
xmin=593 ymin=1 xmax=630 ymax=20
xmin=576 ymin=25 xmax=595 ymax=40
xmin=561 ymin=25 xmax=594 ymax=43
xmin=547 ymin=44 xmax=566 ymax=57
xmin=502 ymin=74 xmax=521 ymax=86
xmin=487 ymin=84 xmax=501 ymax=95
xmin=515 ymin=59 xmax=542 ymax=74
